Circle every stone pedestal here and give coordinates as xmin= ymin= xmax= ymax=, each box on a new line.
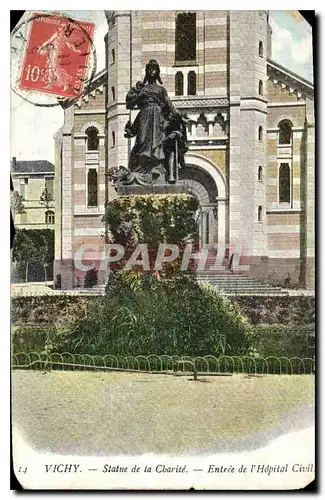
xmin=60 ymin=259 xmax=74 ymax=290
xmin=116 ymin=183 xmax=188 ymax=196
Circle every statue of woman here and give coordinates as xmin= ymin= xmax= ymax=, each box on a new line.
xmin=123 ymin=59 xmax=187 ymax=184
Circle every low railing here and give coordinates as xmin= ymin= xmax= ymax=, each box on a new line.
xmin=12 ymin=352 xmax=315 ymax=375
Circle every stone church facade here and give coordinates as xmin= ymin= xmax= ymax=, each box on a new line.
xmin=54 ymin=10 xmax=314 ymax=290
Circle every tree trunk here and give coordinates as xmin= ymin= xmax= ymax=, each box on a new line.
xmin=25 ymin=261 xmax=29 ymax=283
xmin=43 ymin=264 xmax=48 ymax=285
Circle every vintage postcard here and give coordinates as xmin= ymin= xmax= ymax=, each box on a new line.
xmin=10 ymin=9 xmax=315 ymax=490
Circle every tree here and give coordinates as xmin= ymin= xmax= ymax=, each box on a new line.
xmin=33 ymin=230 xmax=54 ymax=284
xmin=12 ymin=229 xmax=37 ymax=282
xmin=11 ymin=191 xmax=26 ymax=218
xmin=12 ymin=229 xmax=54 ymax=283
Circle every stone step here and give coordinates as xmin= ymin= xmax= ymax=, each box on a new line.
xmin=211 ymin=288 xmax=282 ymax=292
xmin=196 ymin=272 xmax=249 ymax=276
xmin=84 ymin=287 xmax=288 ymax=295
xmin=196 ymin=272 xmax=288 ymax=295
xmin=86 ymin=276 xmax=287 ymax=296
xmin=225 ymin=292 xmax=289 ymax=295
xmin=200 ymin=279 xmax=281 ymax=285
xmin=206 ymin=287 xmax=283 ymax=292
xmin=197 ymin=276 xmax=270 ymax=281
xmin=207 ymin=285 xmax=287 ymax=292
xmin=197 ymin=276 xmax=268 ymax=285
xmin=206 ymin=283 xmax=288 ymax=292
xmin=200 ymin=284 xmax=272 ymax=287
xmin=200 ymin=281 xmax=280 ymax=287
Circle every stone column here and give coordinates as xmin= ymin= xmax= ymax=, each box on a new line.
xmin=217 ymin=199 xmax=226 ymax=245
xmin=228 ymin=11 xmax=268 ymax=278
xmin=61 ymin=107 xmax=74 ymax=289
xmin=206 ymin=113 xmax=215 ymax=137
xmin=53 ymin=130 xmax=62 ymax=287
xmin=201 ymin=210 xmax=208 ymax=245
xmin=187 ymin=113 xmax=199 ymax=139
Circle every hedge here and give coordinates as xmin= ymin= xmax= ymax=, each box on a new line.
xmin=12 ymin=325 xmax=68 ymax=354
xmin=11 ymin=294 xmax=89 ymax=326
xmin=232 ymin=295 xmax=315 ymax=325
xmin=250 ymin=324 xmax=315 ymax=359
xmin=11 ymin=294 xmax=315 ymax=327
xmin=12 ymin=322 xmax=315 ymax=359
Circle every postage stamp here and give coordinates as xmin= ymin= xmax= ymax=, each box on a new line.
xmin=10 ymin=9 xmax=315 ymax=492
xmin=11 ymin=12 xmax=96 ymax=104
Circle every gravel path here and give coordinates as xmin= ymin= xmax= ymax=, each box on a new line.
xmin=12 ymin=371 xmax=314 ymax=456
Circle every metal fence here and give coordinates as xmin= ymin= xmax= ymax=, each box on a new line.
xmin=12 ymin=352 xmax=315 ymax=375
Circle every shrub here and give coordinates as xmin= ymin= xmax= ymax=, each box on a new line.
xmin=11 ymin=294 xmax=89 ymax=326
xmin=232 ymin=295 xmax=315 ymax=325
xmin=102 ymin=194 xmax=199 ymax=276
xmin=57 ymin=272 xmax=252 ymax=357
xmin=84 ymin=268 xmax=98 ymax=288
xmin=250 ymin=324 xmax=315 ymax=358
xmin=12 ymin=324 xmax=68 ymax=353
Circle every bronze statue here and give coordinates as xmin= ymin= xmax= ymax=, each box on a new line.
xmin=109 ymin=60 xmax=188 ymax=186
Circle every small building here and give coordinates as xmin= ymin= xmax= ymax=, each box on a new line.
xmin=11 ymin=157 xmax=55 ymax=230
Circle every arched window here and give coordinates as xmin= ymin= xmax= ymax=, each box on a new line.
xmin=279 ymin=163 xmax=291 ymax=203
xmin=87 ymin=169 xmax=98 ymax=207
xmin=258 ymin=80 xmax=263 ymax=96
xmin=86 ymin=127 xmax=99 ymax=151
xmin=258 ymin=126 xmax=263 ymax=141
xmin=111 ymin=48 xmax=115 ymax=64
xmin=45 ymin=210 xmax=55 ymax=224
xmin=175 ymin=72 xmax=184 ymax=96
xmin=111 ymin=131 xmax=116 ymax=147
xmin=187 ymin=71 xmax=196 ymax=95
xmin=197 ymin=113 xmax=208 ymax=137
xmin=258 ymin=206 xmax=263 ymax=222
xmin=111 ymin=86 xmax=116 ymax=101
xmin=258 ymin=166 xmax=263 ymax=182
xmin=259 ymin=41 xmax=264 ymax=57
xmin=278 ymin=120 xmax=292 ymax=145
xmin=175 ymin=12 xmax=196 ymax=63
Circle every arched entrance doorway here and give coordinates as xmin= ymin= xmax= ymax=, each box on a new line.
xmin=178 ymin=154 xmax=227 ymax=247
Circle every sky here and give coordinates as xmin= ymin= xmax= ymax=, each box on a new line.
xmin=10 ymin=10 xmax=313 ymax=164
xmin=269 ymin=11 xmax=313 ymax=82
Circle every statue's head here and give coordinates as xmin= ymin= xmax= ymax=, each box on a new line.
xmin=144 ymin=59 xmax=163 ymax=84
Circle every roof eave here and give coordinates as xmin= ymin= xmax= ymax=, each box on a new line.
xmin=59 ymin=68 xmax=107 ymax=110
xmin=267 ymin=58 xmax=314 ymax=93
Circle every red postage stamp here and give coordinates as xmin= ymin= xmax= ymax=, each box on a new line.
xmin=19 ymin=13 xmax=95 ymax=99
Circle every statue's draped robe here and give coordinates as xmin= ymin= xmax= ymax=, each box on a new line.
xmin=126 ymin=83 xmax=176 ymax=174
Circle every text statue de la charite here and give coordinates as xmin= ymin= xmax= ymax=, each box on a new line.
xmin=108 ymin=59 xmax=189 ymax=187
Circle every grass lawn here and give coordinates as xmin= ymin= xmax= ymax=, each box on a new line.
xmin=12 ymin=370 xmax=314 ymax=456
